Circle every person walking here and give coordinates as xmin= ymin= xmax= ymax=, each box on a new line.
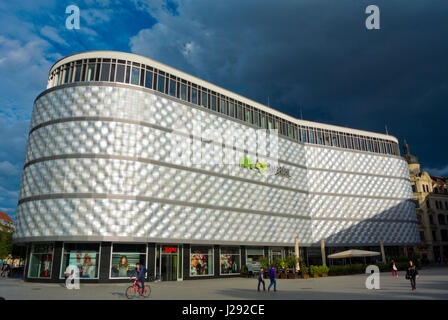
xmin=406 ymin=260 xmax=419 ymax=291
xmin=257 ymin=267 xmax=266 ymax=291
xmin=391 ymin=260 xmax=398 ymax=278
xmin=267 ymin=264 xmax=277 ymax=292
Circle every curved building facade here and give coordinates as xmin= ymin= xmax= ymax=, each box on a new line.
xmin=14 ymin=51 xmax=420 ymax=282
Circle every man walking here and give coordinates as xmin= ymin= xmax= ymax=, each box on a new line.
xmin=267 ymin=264 xmax=277 ymax=292
xmin=406 ymin=260 xmax=419 ymax=291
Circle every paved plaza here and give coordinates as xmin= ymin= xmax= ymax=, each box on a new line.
xmin=0 ymin=267 xmax=447 ymax=300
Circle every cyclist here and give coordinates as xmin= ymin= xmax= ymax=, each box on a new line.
xmin=130 ymin=262 xmax=147 ymax=296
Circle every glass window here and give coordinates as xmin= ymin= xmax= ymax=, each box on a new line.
xmin=301 ymin=128 xmax=307 ymax=143
xmin=74 ymin=64 xmax=81 ymax=82
xmin=190 ymin=246 xmax=213 ymax=276
xmin=201 ymin=91 xmax=208 ymax=107
xmin=95 ymin=62 xmax=101 ymax=81
xmin=360 ymin=138 xmax=366 ymax=151
xmin=353 ymin=137 xmax=360 ymax=150
xmin=124 ymin=66 xmax=130 ymax=83
xmin=180 ymin=83 xmax=187 ymax=100
xmin=28 ymin=243 xmax=53 ymax=278
xmin=81 ymin=64 xmax=87 ymax=81
xmin=87 ymin=63 xmax=95 ymax=81
xmin=169 ymin=79 xmax=176 ymax=96
xmin=269 ymin=247 xmax=284 ymax=263
xmin=324 ymin=132 xmax=331 ymax=146
xmin=254 ymin=110 xmax=259 ymax=126
xmin=191 ymin=88 xmax=198 ymax=104
xmin=64 ymin=65 xmax=71 ymax=84
xmin=372 ymin=140 xmax=378 ymax=153
xmin=109 ymin=63 xmax=116 ymax=81
xmin=211 ymin=95 xmax=217 ymax=111
xmin=237 ymin=104 xmax=243 ymax=120
xmin=317 ymin=131 xmax=323 ymax=145
xmin=261 ymin=113 xmax=266 ymax=128
xmin=308 ymin=129 xmax=315 ymax=144
xmin=116 ymin=64 xmax=125 ymax=83
xmin=228 ymin=102 xmax=235 ymax=117
xmin=366 ymin=139 xmax=372 ymax=152
xmin=220 ymin=99 xmax=227 ymax=114
xmin=267 ymin=117 xmax=273 ymax=129
xmin=246 ymin=248 xmax=264 ymax=272
xmin=100 ymin=63 xmax=110 ymax=81
xmin=144 ymin=71 xmax=153 ymax=88
xmin=157 ymin=75 xmax=165 ymax=93
xmin=245 ymin=108 xmax=251 ymax=123
xmin=110 ymin=244 xmax=147 ymax=278
xmin=220 ymin=247 xmax=240 ymax=275
xmin=332 ymin=134 xmax=338 ymax=147
xmin=60 ymin=243 xmax=100 ymax=279
xmin=131 ymin=67 xmax=139 ymax=85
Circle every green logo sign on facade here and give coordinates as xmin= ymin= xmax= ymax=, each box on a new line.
xmin=240 ymin=156 xmax=291 ymax=178
xmin=240 ymin=156 xmax=267 ymax=174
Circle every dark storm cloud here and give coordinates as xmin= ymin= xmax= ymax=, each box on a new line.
xmin=131 ymin=0 xmax=448 ymax=172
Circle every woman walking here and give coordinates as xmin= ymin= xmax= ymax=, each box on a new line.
xmin=406 ymin=260 xmax=419 ymax=291
xmin=391 ymin=260 xmax=398 ymax=278
xmin=257 ymin=267 xmax=266 ymax=291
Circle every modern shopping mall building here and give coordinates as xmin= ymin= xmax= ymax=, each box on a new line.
xmin=14 ymin=51 xmax=420 ymax=282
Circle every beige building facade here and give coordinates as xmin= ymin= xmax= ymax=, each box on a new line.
xmin=405 ymin=141 xmax=448 ymax=263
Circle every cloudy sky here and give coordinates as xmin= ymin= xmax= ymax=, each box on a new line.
xmin=0 ymin=0 xmax=447 ymax=220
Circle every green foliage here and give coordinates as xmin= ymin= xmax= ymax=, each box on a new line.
xmin=0 ymin=231 xmax=13 ymax=260
xmin=240 ymin=265 xmax=248 ymax=274
xmin=300 ymin=261 xmax=308 ymax=275
xmin=285 ymin=255 xmax=298 ymax=268
xmin=319 ymin=265 xmax=330 ymax=274
xmin=273 ymin=257 xmax=284 ymax=269
xmin=260 ymin=257 xmax=270 ymax=270
xmin=309 ymin=265 xmax=319 ymax=275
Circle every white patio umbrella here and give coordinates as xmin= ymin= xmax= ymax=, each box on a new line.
xmin=294 ymin=237 xmax=300 ymax=272
xmin=328 ymin=249 xmax=380 ymax=265
xmin=327 ymin=249 xmax=380 ymax=259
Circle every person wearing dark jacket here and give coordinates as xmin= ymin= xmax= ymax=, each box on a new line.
xmin=257 ymin=267 xmax=266 ymax=291
xmin=130 ymin=263 xmax=147 ymax=295
xmin=267 ymin=264 xmax=277 ymax=292
xmin=406 ymin=260 xmax=419 ymax=291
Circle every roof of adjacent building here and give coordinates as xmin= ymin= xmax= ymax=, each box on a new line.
xmin=0 ymin=211 xmax=13 ymax=223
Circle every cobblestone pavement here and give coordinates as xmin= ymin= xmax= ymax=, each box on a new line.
xmin=1 ymin=267 xmax=447 ymax=300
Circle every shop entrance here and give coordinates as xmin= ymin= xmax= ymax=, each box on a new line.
xmin=156 ymin=244 xmax=183 ymax=281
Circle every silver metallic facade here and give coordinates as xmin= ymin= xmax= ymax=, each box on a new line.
xmin=14 ymin=52 xmax=420 ymax=247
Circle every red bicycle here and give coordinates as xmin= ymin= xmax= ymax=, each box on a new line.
xmin=126 ymin=278 xmax=151 ymax=299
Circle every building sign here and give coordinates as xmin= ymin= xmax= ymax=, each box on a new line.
xmin=240 ymin=156 xmax=291 ymax=178
xmin=240 ymin=156 xmax=267 ymax=174
xmin=164 ymin=247 xmax=177 ymax=254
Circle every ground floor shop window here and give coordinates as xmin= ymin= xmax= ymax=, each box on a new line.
xmin=190 ymin=246 xmax=213 ymax=276
xmin=246 ymin=248 xmax=264 ymax=272
xmin=110 ymin=244 xmax=147 ymax=278
xmin=60 ymin=243 xmax=100 ymax=279
xmin=28 ymin=243 xmax=54 ymax=278
xmin=220 ymin=247 xmax=240 ymax=275
xmin=269 ymin=247 xmax=284 ymax=262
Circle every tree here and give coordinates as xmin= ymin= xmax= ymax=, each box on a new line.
xmin=0 ymin=231 xmax=13 ymax=260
